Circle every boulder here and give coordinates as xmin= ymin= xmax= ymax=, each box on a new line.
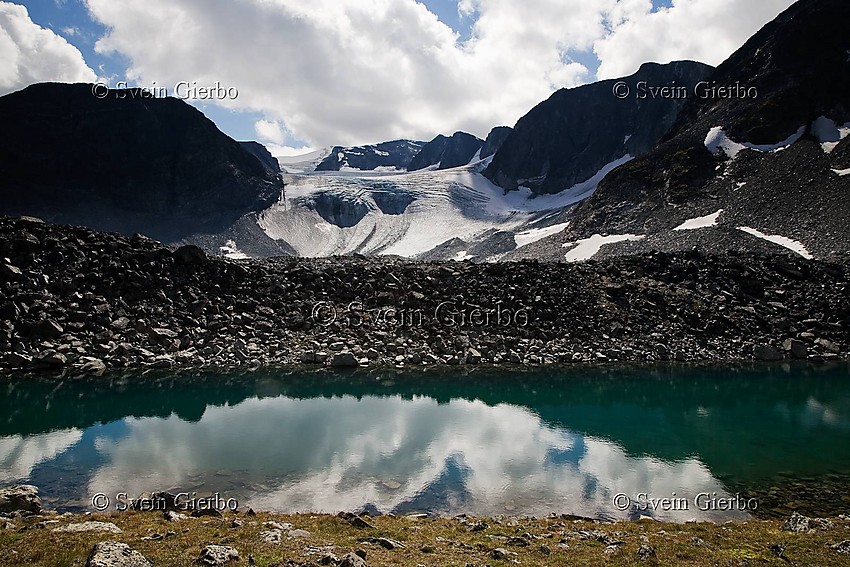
xmin=173 ymin=245 xmax=208 ymax=265
xmin=754 ymin=344 xmax=783 ymax=361
xmin=0 ymin=263 xmax=23 ymax=281
xmin=198 ymin=545 xmax=240 ymax=565
xmin=331 ymin=352 xmax=359 ymax=367
xmin=54 ymin=521 xmax=122 ymax=534
xmin=339 ymin=552 xmax=367 ymax=567
xmin=0 ymin=485 xmax=42 ymax=514
xmin=33 ymin=319 xmax=64 ymax=338
xmin=783 ymin=338 xmax=808 ymax=359
xmin=86 ymin=541 xmax=151 ymax=567
xmin=259 ymin=530 xmax=281 ymax=544
xmin=5 ymin=352 xmax=32 ymax=368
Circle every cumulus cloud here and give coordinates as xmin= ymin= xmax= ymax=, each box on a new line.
xmin=84 ymin=0 xmax=795 ymax=147
xmin=0 ymin=2 xmax=97 ymax=96
xmin=594 ymin=0 xmax=797 ymax=79
xmin=85 ymin=0 xmax=609 ymax=146
xmin=254 ymin=119 xmax=285 ymax=145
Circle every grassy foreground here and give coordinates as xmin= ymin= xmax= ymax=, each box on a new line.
xmin=2 ymin=510 xmax=850 ymax=566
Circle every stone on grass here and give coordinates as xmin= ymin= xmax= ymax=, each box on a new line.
xmin=54 ymin=521 xmax=122 ymax=534
xmin=0 ymin=485 xmax=42 ymax=514
xmin=85 ymin=541 xmax=151 ymax=567
xmin=198 ymin=545 xmax=240 ymax=565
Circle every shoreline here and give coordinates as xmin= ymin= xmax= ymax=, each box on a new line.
xmin=2 ymin=216 xmax=848 ymax=377
xmin=2 ymin=488 xmax=849 ymax=566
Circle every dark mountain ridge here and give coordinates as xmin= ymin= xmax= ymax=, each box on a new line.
xmin=479 ymin=126 xmax=512 ymax=160
xmin=563 ymin=0 xmax=850 ymax=263
xmin=408 ymin=131 xmax=484 ymax=171
xmin=315 ymin=139 xmax=425 ymax=171
xmin=484 ymin=60 xmax=714 ymax=195
xmin=0 ymin=83 xmax=282 ymax=241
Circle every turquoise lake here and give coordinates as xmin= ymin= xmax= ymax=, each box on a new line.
xmin=1 ymin=363 xmax=849 ymax=522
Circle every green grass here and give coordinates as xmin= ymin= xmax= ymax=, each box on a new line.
xmin=1 ymin=511 xmax=849 ymax=566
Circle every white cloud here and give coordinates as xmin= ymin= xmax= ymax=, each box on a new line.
xmin=83 ymin=0 xmax=796 ymax=147
xmin=0 ymin=2 xmax=97 ymax=96
xmin=254 ymin=119 xmax=285 ymax=145
xmin=85 ymin=0 xmax=606 ymax=146
xmin=594 ymin=0 xmax=796 ymax=79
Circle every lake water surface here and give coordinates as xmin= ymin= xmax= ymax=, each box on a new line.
xmin=2 ymin=363 xmax=849 ymax=522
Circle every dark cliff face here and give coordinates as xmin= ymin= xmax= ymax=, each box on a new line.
xmin=0 ymin=83 xmax=282 ymax=241
xmin=408 ymin=131 xmax=484 ymax=171
xmin=479 ymin=126 xmax=513 ymax=160
xmin=664 ymin=0 xmax=850 ymax=145
xmin=315 ymin=139 xmax=425 ymax=171
xmin=239 ymin=141 xmax=281 ymax=175
xmin=483 ymin=60 xmax=714 ymax=195
xmin=566 ymin=0 xmax=850 ymax=254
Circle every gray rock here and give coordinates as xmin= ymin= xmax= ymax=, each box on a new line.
xmin=79 ymin=358 xmax=108 ymax=376
xmin=338 ymin=512 xmax=375 ymax=529
xmin=0 ymin=485 xmax=42 ymax=514
xmin=331 ymin=352 xmax=359 ymax=367
xmin=783 ymin=338 xmax=808 ymax=359
xmin=259 ymin=529 xmax=282 ymax=544
xmin=173 ymin=245 xmax=207 ymax=265
xmin=86 ymin=541 xmax=151 ymax=567
xmin=492 ymin=547 xmax=509 ymax=560
xmin=815 ymin=338 xmax=841 ymax=353
xmin=54 ymin=521 xmax=122 ymax=534
xmin=5 ymin=352 xmax=32 ymax=368
xmin=359 ymin=537 xmax=403 ymax=550
xmin=34 ymin=351 xmax=67 ymax=367
xmin=149 ymin=328 xmax=179 ymax=341
xmin=466 ymin=348 xmax=482 ymax=364
xmin=288 ymin=529 xmax=311 ymax=538
xmin=754 ymin=344 xmax=783 ymax=361
xmin=782 ymin=511 xmax=832 ymax=532
xmin=0 ymin=263 xmax=23 ymax=280
xmin=637 ymin=536 xmax=657 ymax=561
xmin=34 ymin=319 xmax=64 ymax=338
xmin=198 ymin=545 xmax=240 ymax=565
xmin=831 ymin=540 xmax=850 ymax=554
xmin=164 ymin=510 xmax=188 ymax=522
xmin=339 ymin=552 xmax=367 ymax=567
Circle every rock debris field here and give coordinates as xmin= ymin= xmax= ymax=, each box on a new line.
xmin=1 ymin=215 xmax=848 ymax=375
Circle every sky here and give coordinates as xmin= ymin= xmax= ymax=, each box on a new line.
xmin=1 ymin=0 xmax=796 ymax=155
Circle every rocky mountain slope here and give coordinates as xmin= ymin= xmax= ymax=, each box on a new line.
xmin=479 ymin=126 xmax=513 ymax=160
xmin=484 ymin=61 xmax=714 ymax=195
xmin=408 ymin=131 xmax=484 ymax=171
xmin=239 ymin=141 xmax=282 ymax=175
xmin=315 ymin=140 xmax=425 ymax=171
xmin=1 ymin=216 xmax=847 ymax=376
xmin=0 ymin=83 xmax=282 ymax=241
xmin=556 ymin=0 xmax=850 ymax=264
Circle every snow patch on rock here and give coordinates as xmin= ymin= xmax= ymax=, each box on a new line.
xmin=738 ymin=227 xmax=813 ymax=259
xmin=563 ymin=233 xmax=645 ymax=262
xmin=514 ymin=222 xmax=570 ymax=249
xmin=674 ymin=209 xmax=724 ymax=231
xmin=705 ymin=126 xmax=805 ymax=159
xmin=811 ymin=116 xmax=850 ymax=154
